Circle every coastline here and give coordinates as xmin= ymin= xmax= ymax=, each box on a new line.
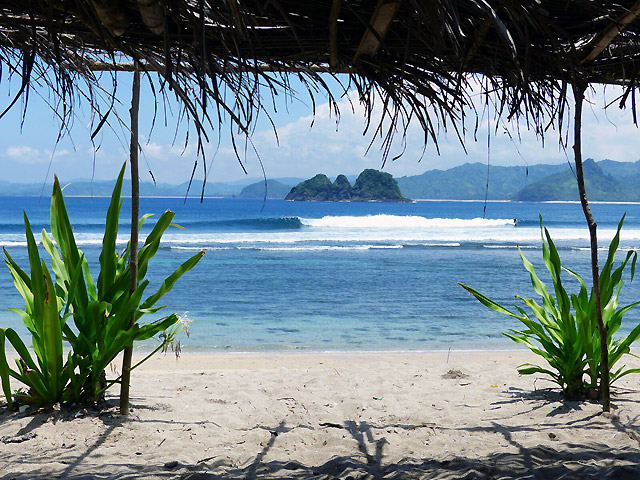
xmin=4 ymin=194 xmax=640 ymax=204
xmin=2 ymin=350 xmax=640 ymax=479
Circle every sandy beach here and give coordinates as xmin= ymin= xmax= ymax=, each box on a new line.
xmin=2 ymin=350 xmax=640 ymax=479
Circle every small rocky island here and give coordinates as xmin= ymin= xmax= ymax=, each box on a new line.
xmin=285 ymin=169 xmax=410 ymax=202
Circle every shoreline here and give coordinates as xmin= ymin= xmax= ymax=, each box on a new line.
xmin=0 ymin=345 xmax=537 ymax=357
xmin=3 ymin=344 xmax=640 ymax=356
xmin=4 ymin=194 xmax=640 ymax=204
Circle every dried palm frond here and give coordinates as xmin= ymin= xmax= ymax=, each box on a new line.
xmin=0 ymin=1 xmax=637 ymax=164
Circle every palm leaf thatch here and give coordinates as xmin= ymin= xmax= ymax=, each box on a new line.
xmin=0 ymin=1 xmax=638 ymax=159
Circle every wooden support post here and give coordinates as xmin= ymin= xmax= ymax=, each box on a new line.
xmin=572 ymin=83 xmax=610 ymax=412
xmin=120 ymin=63 xmax=141 ymax=415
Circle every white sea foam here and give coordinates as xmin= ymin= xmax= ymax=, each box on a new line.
xmin=239 ymin=245 xmax=378 ymax=252
xmin=300 ymin=215 xmax=514 ymax=228
xmin=5 ymin=215 xmax=640 ymax=251
xmin=405 ymin=242 xmax=461 ymax=247
xmin=1 ymin=241 xmax=28 ymax=247
xmin=170 ymin=246 xmax=234 ymax=251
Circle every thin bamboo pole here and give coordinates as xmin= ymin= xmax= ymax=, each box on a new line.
xmin=572 ymin=82 xmax=610 ymax=412
xmin=120 ymin=63 xmax=141 ymax=415
xmin=329 ymin=0 xmax=342 ymax=69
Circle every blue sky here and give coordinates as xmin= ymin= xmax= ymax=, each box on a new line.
xmin=0 ymin=73 xmax=638 ymax=186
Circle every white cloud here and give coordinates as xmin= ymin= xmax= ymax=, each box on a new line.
xmin=6 ymin=145 xmax=42 ymax=163
xmin=142 ymin=141 xmax=196 ymax=161
xmin=5 ymin=145 xmax=74 ymax=165
xmin=1 ymin=80 xmax=638 ymax=184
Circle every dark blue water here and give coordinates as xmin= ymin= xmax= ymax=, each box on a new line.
xmin=2 ymin=196 xmax=640 ymax=351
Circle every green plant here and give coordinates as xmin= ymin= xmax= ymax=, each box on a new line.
xmin=0 ymin=164 xmax=204 ymax=408
xmin=1 ymin=216 xmax=71 ymax=408
xmin=567 ymin=216 xmax=640 ymax=395
xmin=460 ymin=215 xmax=640 ymax=399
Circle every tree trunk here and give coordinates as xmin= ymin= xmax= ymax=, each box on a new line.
xmin=120 ymin=65 xmax=141 ymax=415
xmin=572 ymin=82 xmax=610 ymax=412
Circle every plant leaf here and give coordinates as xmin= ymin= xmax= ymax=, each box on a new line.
xmin=0 ymin=330 xmax=13 ymax=410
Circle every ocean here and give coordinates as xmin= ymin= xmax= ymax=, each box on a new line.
xmin=1 ymin=196 xmax=640 ymax=352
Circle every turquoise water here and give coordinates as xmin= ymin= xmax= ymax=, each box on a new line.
xmin=1 ymin=196 xmax=640 ymax=351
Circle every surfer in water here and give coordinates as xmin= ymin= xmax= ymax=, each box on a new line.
xmin=513 ymin=218 xmax=518 ymax=227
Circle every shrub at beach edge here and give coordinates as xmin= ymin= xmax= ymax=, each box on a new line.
xmin=0 ymin=164 xmax=204 ymax=409
xmin=460 ymin=215 xmax=640 ymax=400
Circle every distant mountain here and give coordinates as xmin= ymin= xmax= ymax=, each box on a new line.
xmin=395 ymin=159 xmax=640 ymax=201
xmin=599 ymin=159 xmax=640 ymax=194
xmin=0 ymin=176 xmax=305 ymax=198
xmin=286 ymin=169 xmax=409 ymax=202
xmin=395 ymin=162 xmax=565 ymax=200
xmin=5 ymin=160 xmax=639 ymax=201
xmin=0 ymin=179 xmax=240 ymax=197
xmin=237 ymin=179 xmax=294 ymax=198
xmin=514 ymin=158 xmax=639 ymax=201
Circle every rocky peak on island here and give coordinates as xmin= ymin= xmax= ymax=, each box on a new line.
xmin=285 ymin=169 xmax=410 ymax=202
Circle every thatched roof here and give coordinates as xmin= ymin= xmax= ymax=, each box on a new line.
xmin=1 ymin=1 xmax=639 ymax=159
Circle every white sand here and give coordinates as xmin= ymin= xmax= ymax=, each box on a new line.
xmin=2 ymin=350 xmax=640 ymax=479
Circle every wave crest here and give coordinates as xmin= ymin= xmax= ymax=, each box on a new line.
xmin=300 ymin=215 xmax=514 ymax=228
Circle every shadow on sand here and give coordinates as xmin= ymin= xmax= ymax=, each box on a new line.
xmin=2 ymin=404 xmax=640 ymax=480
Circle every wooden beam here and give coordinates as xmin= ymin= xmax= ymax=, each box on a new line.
xmin=329 ymin=0 xmax=342 ymax=69
xmin=583 ymin=0 xmax=640 ymax=63
xmin=354 ymin=0 xmax=402 ymax=60
xmin=78 ymin=60 xmax=351 ymax=73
